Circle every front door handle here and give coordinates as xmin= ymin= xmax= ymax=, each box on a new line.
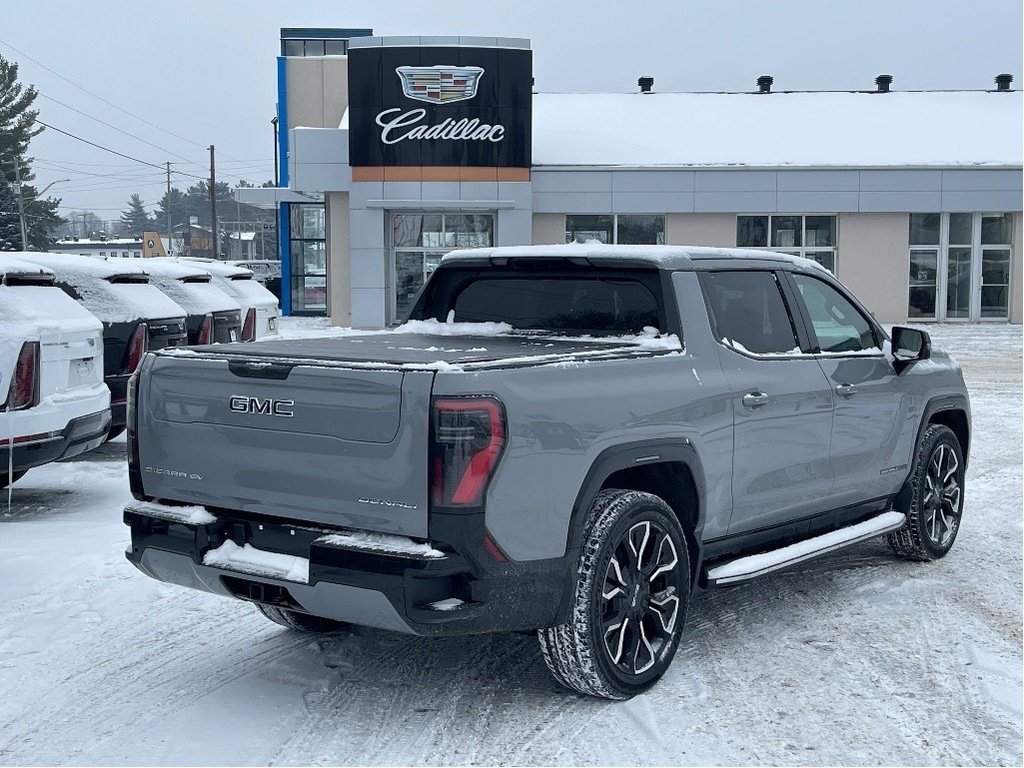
xmin=742 ymin=392 xmax=770 ymax=409
xmin=835 ymin=383 xmax=858 ymax=397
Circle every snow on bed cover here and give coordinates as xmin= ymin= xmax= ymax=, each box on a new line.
xmin=316 ymin=530 xmax=445 ymax=559
xmin=203 ymin=540 xmax=310 ymax=584
xmin=128 ymin=500 xmax=216 ymax=525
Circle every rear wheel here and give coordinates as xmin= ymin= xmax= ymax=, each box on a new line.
xmin=538 ymin=489 xmax=690 ymax=700
xmin=255 ymin=604 xmax=348 ymax=632
xmin=889 ymin=424 xmax=965 ymax=561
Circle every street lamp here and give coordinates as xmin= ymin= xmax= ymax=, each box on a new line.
xmin=15 ymin=177 xmax=70 ymax=250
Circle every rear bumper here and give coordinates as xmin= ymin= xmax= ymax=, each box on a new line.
xmin=1 ymin=408 xmax=112 ymax=474
xmin=124 ymin=504 xmax=574 ymax=636
xmin=107 ymin=373 xmax=129 ymax=429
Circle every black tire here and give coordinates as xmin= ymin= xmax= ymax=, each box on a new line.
xmin=0 ymin=470 xmax=27 ymax=490
xmin=255 ymin=603 xmax=348 ymax=632
xmin=538 ymin=489 xmax=690 ymax=700
xmin=105 ymin=425 xmax=127 ymax=442
xmin=888 ymin=424 xmax=965 ymax=561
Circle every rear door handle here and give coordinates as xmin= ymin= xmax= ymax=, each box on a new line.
xmin=742 ymin=392 xmax=770 ymax=409
xmin=835 ymin=383 xmax=858 ymax=397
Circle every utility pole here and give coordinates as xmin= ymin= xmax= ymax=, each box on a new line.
xmin=166 ymin=161 xmax=172 ymax=256
xmin=13 ymin=157 xmax=28 ymax=250
xmin=208 ymin=145 xmax=219 ymax=259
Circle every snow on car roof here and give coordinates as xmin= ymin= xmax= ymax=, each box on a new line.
xmin=9 ymin=251 xmax=148 ymax=279
xmin=124 ymin=256 xmax=210 ymax=280
xmin=532 ymin=90 xmax=1022 ymax=168
xmin=441 ymin=242 xmax=828 ymax=272
xmin=178 ymin=257 xmax=255 ymax=279
xmin=0 ymin=254 xmax=53 ymax=280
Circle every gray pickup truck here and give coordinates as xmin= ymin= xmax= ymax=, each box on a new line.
xmin=124 ymin=244 xmax=970 ymax=699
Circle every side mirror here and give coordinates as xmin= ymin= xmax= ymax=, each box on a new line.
xmin=891 ymin=326 xmax=931 ymax=371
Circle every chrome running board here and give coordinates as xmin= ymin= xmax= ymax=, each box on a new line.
xmin=705 ymin=511 xmax=906 ymax=587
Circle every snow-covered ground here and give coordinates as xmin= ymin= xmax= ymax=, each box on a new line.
xmin=0 ymin=321 xmax=1020 ymax=766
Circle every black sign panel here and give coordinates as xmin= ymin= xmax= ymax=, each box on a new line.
xmin=348 ymin=45 xmax=532 ymax=168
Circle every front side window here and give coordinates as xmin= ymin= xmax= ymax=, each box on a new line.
xmin=793 ymin=273 xmax=879 ymax=353
xmin=702 ymin=271 xmax=799 ymax=355
xmin=737 ymin=215 xmax=837 ymax=272
xmin=565 ymin=214 xmax=665 ymax=245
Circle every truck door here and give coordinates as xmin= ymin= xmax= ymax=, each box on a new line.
xmin=701 ymin=270 xmax=836 ymax=535
xmin=786 ymin=272 xmax=914 ymax=506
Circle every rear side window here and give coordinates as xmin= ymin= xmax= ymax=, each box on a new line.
xmin=702 ymin=271 xmax=799 ymax=355
xmin=450 ymin=278 xmax=661 ymax=334
xmin=793 ymin=273 xmax=880 ymax=353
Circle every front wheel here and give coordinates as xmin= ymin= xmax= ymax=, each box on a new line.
xmin=538 ymin=489 xmax=690 ymax=700
xmin=888 ymin=424 xmax=965 ymax=561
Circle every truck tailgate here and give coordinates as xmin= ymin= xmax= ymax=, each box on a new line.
xmin=138 ymin=354 xmax=433 ymax=536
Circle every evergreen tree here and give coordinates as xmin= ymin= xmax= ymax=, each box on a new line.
xmin=0 ymin=54 xmax=63 ymax=248
xmin=154 ymin=187 xmax=189 ymax=231
xmin=0 ymin=177 xmax=21 ymax=250
xmin=119 ymin=193 xmax=151 ymax=236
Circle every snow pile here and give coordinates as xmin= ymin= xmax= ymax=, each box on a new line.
xmin=317 ymin=530 xmax=445 ymax=559
xmin=393 ymin=318 xmax=514 ymax=337
xmin=202 ymin=540 xmax=310 ymax=584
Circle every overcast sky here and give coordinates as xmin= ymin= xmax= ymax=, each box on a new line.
xmin=4 ymin=0 xmax=1021 ymax=224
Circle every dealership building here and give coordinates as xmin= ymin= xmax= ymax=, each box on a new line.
xmin=236 ymin=28 xmax=1022 ymax=326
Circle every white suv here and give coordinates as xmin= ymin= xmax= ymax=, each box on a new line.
xmin=0 ymin=255 xmax=111 ymax=488
xmin=180 ymin=258 xmax=281 ymax=340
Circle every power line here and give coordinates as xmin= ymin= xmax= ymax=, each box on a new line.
xmin=0 ymin=37 xmax=255 ymax=166
xmin=33 ymin=121 xmax=206 ymax=180
xmin=36 ymin=91 xmax=207 ymax=170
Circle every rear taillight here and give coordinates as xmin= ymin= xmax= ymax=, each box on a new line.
xmin=197 ymin=314 xmax=214 ymax=345
xmin=430 ymin=397 xmax=506 ymax=507
xmin=241 ymin=308 xmax=256 ymax=342
xmin=124 ymin=322 xmax=148 ymax=373
xmin=3 ymin=342 xmax=40 ymax=411
xmin=126 ymin=367 xmax=145 ymax=500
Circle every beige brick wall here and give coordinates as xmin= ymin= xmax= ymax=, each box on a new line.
xmin=836 ymin=213 xmax=909 ymax=325
xmin=532 ymin=213 xmax=564 ymax=244
xmin=286 ymin=57 xmax=348 ymax=129
xmin=327 ymin=191 xmax=350 ymax=326
xmin=665 ymin=213 xmax=735 ymax=246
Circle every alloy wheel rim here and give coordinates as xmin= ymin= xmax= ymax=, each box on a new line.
xmin=600 ymin=520 xmax=681 ymax=677
xmin=923 ymin=443 xmax=961 ymax=547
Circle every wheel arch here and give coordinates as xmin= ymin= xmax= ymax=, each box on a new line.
xmin=894 ymin=394 xmax=971 ymax=515
xmin=569 ymin=439 xmax=707 ymax=586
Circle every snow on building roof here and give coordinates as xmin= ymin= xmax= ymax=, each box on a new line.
xmin=532 ymin=90 xmax=1022 ymax=168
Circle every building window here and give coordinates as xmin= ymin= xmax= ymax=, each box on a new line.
xmin=281 ymin=38 xmax=349 ymax=57
xmin=736 ymin=215 xmax=837 ymax=273
xmin=908 ymin=212 xmax=1013 ymax=321
xmin=290 ymin=204 xmax=327 ymax=314
xmin=565 ymin=214 xmax=665 ymax=245
xmin=390 ymin=212 xmax=494 ymax=321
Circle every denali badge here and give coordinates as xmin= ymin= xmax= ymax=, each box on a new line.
xmin=229 ymin=395 xmax=294 ymax=418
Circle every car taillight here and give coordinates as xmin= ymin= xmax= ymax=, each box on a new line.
xmin=430 ymin=397 xmax=506 ymax=507
xmin=241 ymin=308 xmax=256 ymax=342
xmin=197 ymin=314 xmax=214 ymax=345
xmin=126 ymin=367 xmax=145 ymax=500
xmin=124 ymin=322 xmax=148 ymax=373
xmin=3 ymin=342 xmax=40 ymax=411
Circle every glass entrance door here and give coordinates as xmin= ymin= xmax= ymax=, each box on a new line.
xmin=945 ymin=247 xmax=972 ymax=319
xmin=908 ymin=249 xmax=939 ymax=320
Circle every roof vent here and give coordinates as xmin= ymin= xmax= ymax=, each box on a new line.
xmin=638 ymin=75 xmax=654 ymax=94
xmin=995 ymin=73 xmax=1013 ymax=91
xmin=756 ymin=75 xmax=773 ymax=93
xmin=875 ymin=74 xmax=893 ymax=93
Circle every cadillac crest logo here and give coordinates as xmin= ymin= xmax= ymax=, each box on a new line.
xmin=396 ymin=65 xmax=484 ymax=104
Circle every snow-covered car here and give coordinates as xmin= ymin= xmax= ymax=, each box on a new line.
xmin=111 ymin=258 xmax=242 ymax=345
xmin=226 ymin=259 xmax=280 ymax=284
xmin=180 ymin=258 xmax=280 ymax=340
xmin=0 ymin=255 xmax=110 ymax=489
xmin=12 ymin=252 xmax=188 ymax=439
